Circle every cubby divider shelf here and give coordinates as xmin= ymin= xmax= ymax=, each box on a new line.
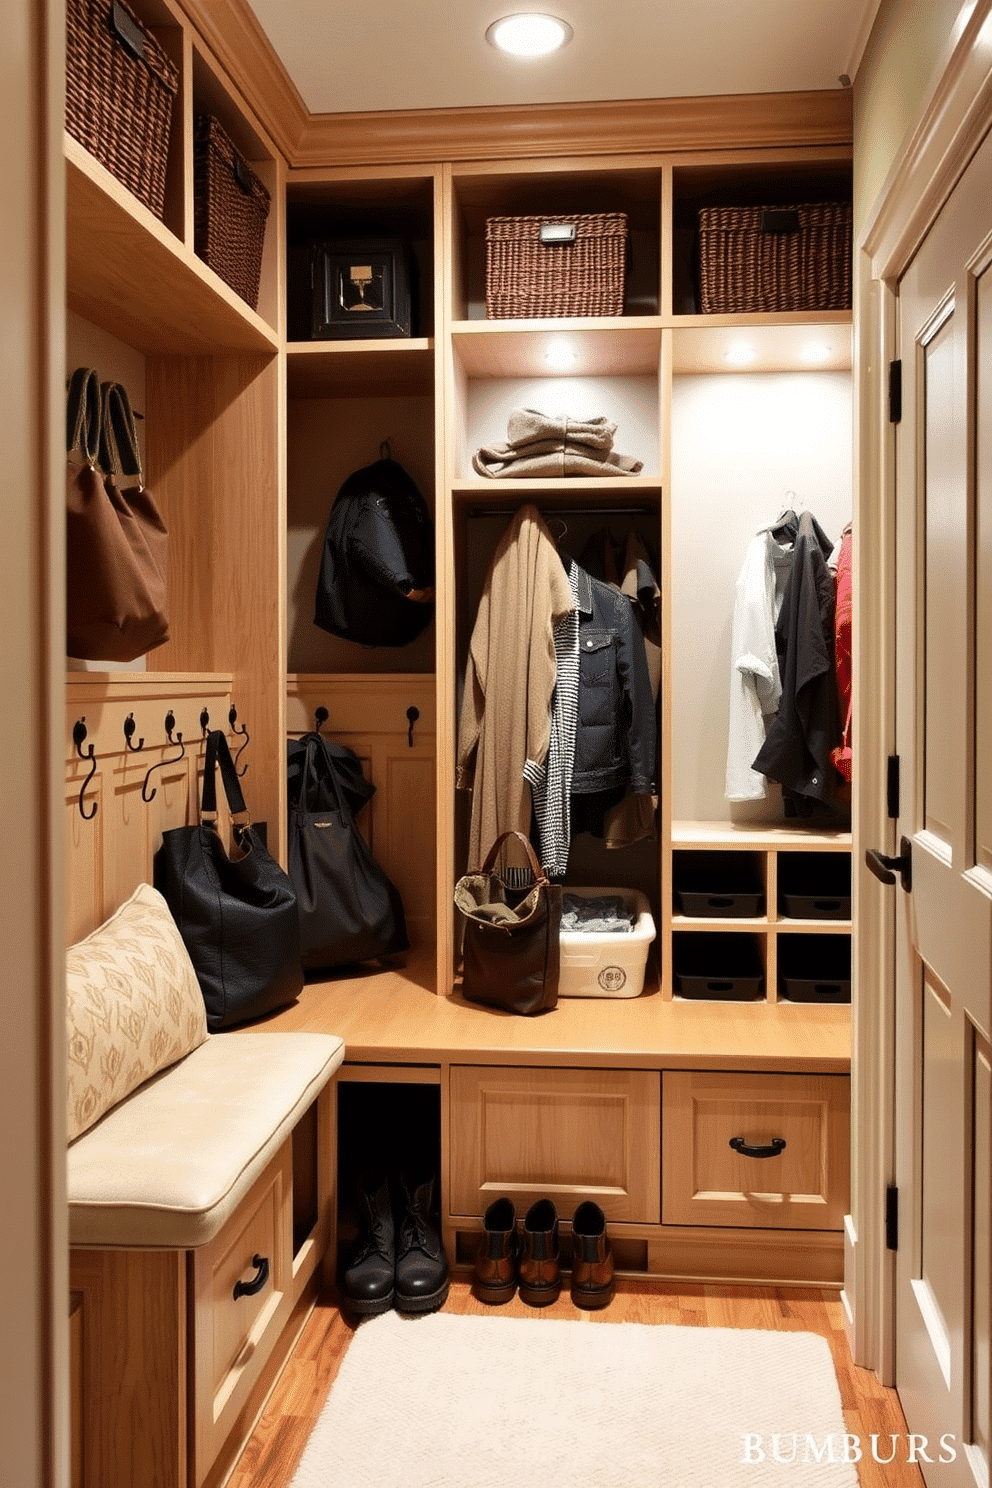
xmin=287 ymin=339 xmax=435 ymax=398
xmin=66 ymin=136 xmax=279 ymax=355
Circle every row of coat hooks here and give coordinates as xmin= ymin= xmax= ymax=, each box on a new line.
xmin=71 ymin=705 xmax=250 ymax=821
xmin=312 ymin=703 xmax=420 ymax=749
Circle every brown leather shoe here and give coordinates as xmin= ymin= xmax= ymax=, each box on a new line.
xmin=518 ymin=1197 xmax=561 ymax=1306
xmin=473 ymin=1196 xmax=518 ymax=1304
xmin=570 ymin=1200 xmax=615 ymax=1309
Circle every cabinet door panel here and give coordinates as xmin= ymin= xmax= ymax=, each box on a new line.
xmin=662 ymin=1070 xmax=849 ymax=1229
xmin=449 ymin=1064 xmax=661 ymax=1222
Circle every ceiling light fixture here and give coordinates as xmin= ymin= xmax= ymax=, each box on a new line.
xmin=801 ymin=341 xmax=834 ymax=365
xmin=486 ymin=14 xmax=573 ymax=58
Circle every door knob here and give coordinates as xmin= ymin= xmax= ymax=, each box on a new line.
xmin=865 ymin=836 xmax=912 ymax=891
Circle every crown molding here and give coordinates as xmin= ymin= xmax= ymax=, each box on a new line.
xmin=176 ymin=0 xmax=308 ymax=159
xmin=173 ymin=0 xmax=852 ymax=170
xmin=293 ymin=89 xmax=853 ymax=168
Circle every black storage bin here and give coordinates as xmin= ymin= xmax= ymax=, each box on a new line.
xmin=778 ymin=934 xmax=851 ymax=1003
xmin=779 ymin=853 xmax=851 ymax=920
xmin=673 ymin=932 xmax=765 ymax=1001
xmin=673 ymin=850 xmax=764 ymax=918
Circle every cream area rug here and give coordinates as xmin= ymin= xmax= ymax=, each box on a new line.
xmin=288 ymin=1311 xmax=859 ymax=1488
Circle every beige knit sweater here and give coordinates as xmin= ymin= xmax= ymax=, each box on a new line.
xmin=456 ymin=503 xmax=575 ymax=871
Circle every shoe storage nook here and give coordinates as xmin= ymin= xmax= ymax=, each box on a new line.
xmin=63 ymin=3 xmax=854 ymax=1483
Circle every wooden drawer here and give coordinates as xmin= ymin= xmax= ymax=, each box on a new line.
xmin=449 ymin=1065 xmax=661 ymax=1222
xmin=662 ymin=1070 xmax=849 ymax=1230
xmin=191 ymin=1141 xmax=293 ymax=1488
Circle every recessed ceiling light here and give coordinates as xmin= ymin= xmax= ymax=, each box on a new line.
xmin=486 ymin=14 xmax=573 ymax=58
xmin=724 ymin=342 xmax=758 ymax=367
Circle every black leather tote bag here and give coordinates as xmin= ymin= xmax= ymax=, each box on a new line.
xmin=288 ymin=731 xmax=409 ymax=971
xmin=454 ymin=831 xmax=561 ymax=1015
xmin=154 ymin=730 xmax=303 ymax=1029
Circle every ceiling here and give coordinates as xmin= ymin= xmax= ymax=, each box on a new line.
xmin=243 ymin=0 xmax=880 ymax=117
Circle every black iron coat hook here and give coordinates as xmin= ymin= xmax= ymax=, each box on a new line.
xmin=314 ymin=705 xmax=329 ymax=733
xmin=200 ymin=707 xmax=211 ymax=736
xmin=228 ymin=704 xmax=249 ymax=776
xmin=142 ymin=711 xmax=185 ymax=802
xmin=73 ymin=718 xmax=98 ymax=821
xmin=123 ymin=712 xmax=144 ymax=752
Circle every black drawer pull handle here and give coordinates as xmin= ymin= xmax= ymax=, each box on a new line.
xmin=729 ymin=1135 xmax=787 ymax=1159
xmin=708 ymin=897 xmax=734 ymax=909
xmin=232 ymin=1254 xmax=269 ymax=1300
xmin=708 ymin=980 xmax=734 ymax=992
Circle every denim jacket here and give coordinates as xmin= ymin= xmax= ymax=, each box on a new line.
xmin=567 ymin=558 xmax=656 ymax=796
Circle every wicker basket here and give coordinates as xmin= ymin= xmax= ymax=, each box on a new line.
xmin=486 ymin=213 xmax=628 ymax=319
xmin=193 ymin=115 xmax=271 ymax=310
xmin=697 ymin=202 xmax=852 ymax=314
xmin=66 ymin=0 xmax=179 ymax=220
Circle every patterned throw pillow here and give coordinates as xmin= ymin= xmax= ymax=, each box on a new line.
xmin=66 ymin=882 xmax=209 ymax=1142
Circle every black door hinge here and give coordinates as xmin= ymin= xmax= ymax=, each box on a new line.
xmin=889 ymin=360 xmax=903 ymax=423
xmin=887 ymin=754 xmax=900 ymax=819
xmin=886 ymin=1184 xmax=899 ymax=1251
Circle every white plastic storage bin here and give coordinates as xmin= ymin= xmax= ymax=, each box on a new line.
xmin=559 ymin=887 xmax=656 ymax=998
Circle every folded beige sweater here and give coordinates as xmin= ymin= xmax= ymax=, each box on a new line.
xmin=473 ymin=407 xmax=643 ymax=478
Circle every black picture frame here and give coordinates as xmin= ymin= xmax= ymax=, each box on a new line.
xmin=307 ymin=239 xmax=412 ymax=339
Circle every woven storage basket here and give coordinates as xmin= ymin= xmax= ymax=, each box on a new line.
xmin=193 ymin=115 xmax=271 ymax=310
xmin=65 ymin=0 xmax=179 ymax=220
xmin=697 ymin=202 xmax=852 ymax=314
xmin=486 ymin=213 xmax=628 ymax=319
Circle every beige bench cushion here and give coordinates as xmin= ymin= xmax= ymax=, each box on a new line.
xmin=67 ymin=1031 xmax=344 ymax=1249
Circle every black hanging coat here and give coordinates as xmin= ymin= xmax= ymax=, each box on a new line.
xmin=751 ymin=510 xmax=839 ymax=814
xmin=314 ymin=456 xmax=435 ymax=647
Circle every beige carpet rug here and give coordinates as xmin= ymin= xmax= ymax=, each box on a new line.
xmin=288 ymin=1310 xmax=859 ymax=1488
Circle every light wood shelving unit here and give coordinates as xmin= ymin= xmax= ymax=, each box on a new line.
xmin=64 ymin=5 xmax=857 ymax=1427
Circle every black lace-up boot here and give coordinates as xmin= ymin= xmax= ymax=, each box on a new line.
xmin=341 ymin=1171 xmax=395 ymax=1316
xmin=394 ymin=1172 xmax=449 ymax=1314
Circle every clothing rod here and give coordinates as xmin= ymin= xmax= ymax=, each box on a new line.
xmin=467 ymin=506 xmax=655 ymax=518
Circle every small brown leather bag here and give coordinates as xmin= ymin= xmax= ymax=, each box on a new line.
xmin=66 ymin=370 xmax=170 ymax=662
xmin=454 ymin=830 xmax=561 ymax=1015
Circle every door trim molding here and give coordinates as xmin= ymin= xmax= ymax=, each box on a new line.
xmin=854 ymin=0 xmax=992 ymax=1382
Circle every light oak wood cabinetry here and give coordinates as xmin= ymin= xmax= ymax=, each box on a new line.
xmin=662 ymin=1070 xmax=850 ymax=1230
xmin=62 ymin=7 xmax=856 ymax=1433
xmin=449 ymin=1065 xmax=662 ymax=1223
xmin=274 ymin=130 xmax=855 ymax=1288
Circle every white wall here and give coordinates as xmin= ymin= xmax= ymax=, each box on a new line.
xmin=670 ymin=370 xmax=853 ymax=822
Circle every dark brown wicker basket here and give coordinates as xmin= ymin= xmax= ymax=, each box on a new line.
xmin=697 ymin=202 xmax=852 ymax=314
xmin=486 ymin=213 xmax=628 ymax=319
xmin=193 ymin=115 xmax=271 ymax=310
xmin=66 ymin=0 xmax=179 ymax=219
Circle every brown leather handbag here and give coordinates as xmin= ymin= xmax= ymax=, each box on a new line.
xmin=454 ymin=830 xmax=561 ymax=1015
xmin=66 ymin=370 xmax=170 ymax=662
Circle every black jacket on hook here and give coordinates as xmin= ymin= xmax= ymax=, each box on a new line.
xmin=751 ymin=510 xmax=839 ymax=813
xmin=314 ymin=456 xmax=435 ymax=647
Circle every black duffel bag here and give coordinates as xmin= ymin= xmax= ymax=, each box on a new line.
xmin=288 ymin=730 xmax=409 ymax=971
xmin=154 ymin=730 xmax=303 ymax=1029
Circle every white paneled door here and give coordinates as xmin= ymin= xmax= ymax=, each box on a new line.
xmin=887 ymin=121 xmax=992 ymax=1487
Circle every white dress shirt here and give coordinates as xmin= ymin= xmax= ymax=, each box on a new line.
xmin=725 ymin=528 xmax=795 ymax=801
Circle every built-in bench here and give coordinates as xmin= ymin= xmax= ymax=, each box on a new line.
xmin=65 ymin=885 xmax=345 ymax=1488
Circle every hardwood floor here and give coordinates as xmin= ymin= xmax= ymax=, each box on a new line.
xmin=227 ymin=1280 xmax=924 ymax=1488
